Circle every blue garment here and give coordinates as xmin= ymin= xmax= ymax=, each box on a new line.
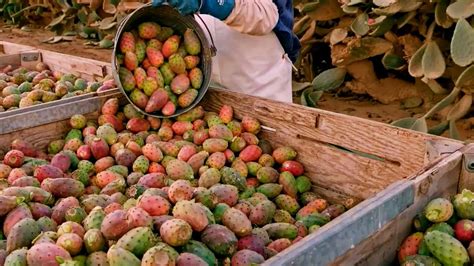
xmin=272 ymin=0 xmax=301 ymax=63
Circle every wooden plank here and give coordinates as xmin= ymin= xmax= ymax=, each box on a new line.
xmin=262 ymin=178 xmax=415 ymax=266
xmin=202 ymin=90 xmax=463 ymax=181
xmin=329 ymin=151 xmax=463 ymax=265
xmin=0 ymin=54 xmax=21 ymax=68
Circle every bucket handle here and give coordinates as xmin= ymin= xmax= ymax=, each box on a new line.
xmin=194 ymin=13 xmax=217 ymax=57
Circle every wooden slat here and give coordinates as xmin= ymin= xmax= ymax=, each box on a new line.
xmin=329 ymin=151 xmax=463 ymax=265
xmin=0 ymin=54 xmax=21 ymax=68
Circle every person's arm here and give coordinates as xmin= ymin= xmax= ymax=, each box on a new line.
xmin=221 ymin=0 xmax=279 ymax=36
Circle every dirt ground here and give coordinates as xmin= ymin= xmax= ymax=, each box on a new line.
xmin=1 ymin=24 xmax=473 ymax=141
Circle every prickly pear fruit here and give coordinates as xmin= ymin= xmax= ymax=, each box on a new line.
xmin=201 ymin=224 xmax=238 ymax=257
xmin=34 ymin=164 xmax=64 ymax=182
xmin=83 ymin=207 xmax=106 ymax=231
xmin=107 ymin=246 xmax=140 ymax=266
xmin=454 ymin=219 xmax=474 ymax=242
xmin=160 ymin=219 xmax=193 ymax=247
xmin=273 ymin=146 xmax=297 ymax=164
xmin=100 ymin=210 xmax=130 ymax=241
xmin=398 ymin=232 xmax=424 ymax=263
xmin=168 ymin=180 xmax=194 ymax=203
xmin=275 ymin=194 xmax=300 ymax=215
xmin=267 ymin=238 xmax=292 ymax=252
xmin=453 ymin=189 xmax=474 ymax=219
xmin=279 ymin=171 xmax=298 ymax=198
xmin=257 ymin=184 xmax=283 ymax=199
xmin=56 ymin=233 xmax=83 ymax=256
xmin=116 ymin=227 xmax=156 ymax=257
xmin=189 ymin=68 xmax=203 ymax=89
xmin=162 ymin=35 xmax=180 ymax=58
xmin=120 ymin=32 xmax=136 ymax=53
xmin=41 ymin=178 xmax=85 ymax=198
xmin=263 ymin=223 xmax=298 ymax=240
xmin=249 ymin=200 xmax=277 ymax=226
xmin=257 ymin=167 xmax=279 ymax=184
xmin=222 ymin=208 xmax=252 ymax=237
xmin=425 ymin=231 xmax=470 ymax=266
xmin=26 ymin=243 xmax=72 ymax=266
xmin=5 ymin=248 xmax=28 ymax=266
xmin=177 ymin=252 xmax=208 ymax=266
xmin=6 ymin=218 xmax=41 ymax=253
xmin=220 ymin=167 xmax=246 ymax=191
xmin=184 ymin=29 xmax=201 ymax=55
xmin=166 ymin=159 xmax=194 ymax=180
xmin=210 ymin=184 xmax=239 ymax=207
xmin=84 ymin=229 xmax=106 ymax=253
xmin=4 ymin=203 xmax=33 ymax=237
xmin=137 ymin=194 xmax=171 ymax=216
xmin=424 ymin=198 xmax=454 ymax=223
xmin=142 ymin=243 xmax=179 ymax=266
xmin=172 ymin=200 xmax=209 ymax=232
xmin=126 ymin=207 xmax=152 ymax=228
xmin=231 ymin=249 xmax=265 ymax=266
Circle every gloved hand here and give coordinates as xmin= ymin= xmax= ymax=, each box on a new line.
xmin=152 ymin=0 xmax=235 ymax=20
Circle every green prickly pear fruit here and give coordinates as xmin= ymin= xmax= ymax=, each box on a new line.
xmin=275 ymin=194 xmax=300 ymax=215
xmin=263 ymin=223 xmax=298 ymax=240
xmin=178 ymin=88 xmax=198 ymax=108
xmin=453 ymin=189 xmax=474 ymax=219
xmin=201 ymin=224 xmax=238 ymax=257
xmin=182 ymin=240 xmax=218 ymax=266
xmin=249 ymin=200 xmax=276 ymax=226
xmin=142 ymin=243 xmax=179 ymax=266
xmin=65 ymin=207 xmax=87 ymax=224
xmin=424 ymin=198 xmax=454 ymax=222
xmin=166 ymin=159 xmax=194 ymax=180
xmin=426 ymin=222 xmax=454 ymax=236
xmin=132 ymin=155 xmax=149 ymax=174
xmin=256 ymin=183 xmax=283 ymax=199
xmin=169 ymin=54 xmax=187 ymax=74
xmin=213 ymin=203 xmax=230 ymax=224
xmin=297 ymin=213 xmax=330 ymax=228
xmin=189 ymin=68 xmax=203 ymax=89
xmin=247 ymin=162 xmax=262 ymax=176
xmin=296 ymin=175 xmax=312 ymax=193
xmin=106 ymin=246 xmax=140 ymax=266
xmin=119 ymin=68 xmax=136 ymax=92
xmin=220 ymin=167 xmax=246 ymax=191
xmin=272 ymin=146 xmax=297 ymax=164
xmin=160 ymin=219 xmax=193 ymax=247
xmin=86 ymin=251 xmax=108 ymax=266
xmin=402 ymin=255 xmax=441 ymax=266
xmin=257 ymin=167 xmax=279 ymax=183
xmin=83 ymin=206 xmax=106 ymax=231
xmin=6 ymin=218 xmax=41 ymax=253
xmin=425 ymin=231 xmax=469 ymax=266
xmin=279 ymin=171 xmax=298 ymax=198
xmin=184 ymin=29 xmax=201 ymax=55
xmin=129 ymin=89 xmax=149 ymax=110
xmin=274 ymin=209 xmax=296 ymax=224
xmin=198 ymin=168 xmax=221 ymax=188
xmin=116 ymin=227 xmax=156 ymax=257
xmin=84 ymin=229 xmax=106 ymax=254
xmin=96 ymin=124 xmax=118 ymax=146
xmin=222 ymin=208 xmax=252 ymax=237
xmin=37 ymin=217 xmax=58 ymax=232
xmin=5 ymin=247 xmax=28 ymax=266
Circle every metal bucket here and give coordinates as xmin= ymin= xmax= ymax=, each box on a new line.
xmin=112 ymin=3 xmax=215 ymax=118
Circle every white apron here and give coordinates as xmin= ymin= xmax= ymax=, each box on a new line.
xmin=195 ymin=14 xmax=293 ymax=103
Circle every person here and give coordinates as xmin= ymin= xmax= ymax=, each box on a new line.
xmin=151 ymin=0 xmax=301 ymax=103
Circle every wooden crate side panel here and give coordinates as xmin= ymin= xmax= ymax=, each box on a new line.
xmin=262 ymin=178 xmax=415 ymax=266
xmin=330 ymin=151 xmax=463 ymax=265
xmin=0 ymin=54 xmax=21 ymax=68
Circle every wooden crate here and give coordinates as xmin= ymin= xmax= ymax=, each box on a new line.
xmin=0 ymin=87 xmax=465 ymax=265
xmin=0 ymin=41 xmax=119 ymax=134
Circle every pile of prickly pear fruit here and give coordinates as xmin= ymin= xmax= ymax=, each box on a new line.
xmin=0 ymin=62 xmax=116 ymax=113
xmin=0 ymin=97 xmax=346 ymax=265
xmin=116 ymin=21 xmax=205 ymax=116
xmin=397 ymin=189 xmax=474 ymax=265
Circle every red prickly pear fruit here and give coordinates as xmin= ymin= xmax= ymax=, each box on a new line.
xmin=102 ymin=98 xmax=119 ymax=115
xmin=138 ymin=22 xmax=160 ymax=39
xmin=281 ymin=161 xmax=304 ymax=176
xmin=105 ymin=202 xmax=123 ymax=214
xmin=398 ymin=232 xmax=424 ymax=263
xmin=210 ymin=184 xmax=239 ymax=207
xmin=224 ymin=149 xmax=236 ymax=164
xmin=127 ymin=118 xmax=150 ymax=133
xmin=96 ymin=170 xmax=122 ymax=189
xmin=222 ymin=208 xmax=253 ymax=237
xmin=126 ymin=207 xmax=152 ymax=228
xmin=137 ymin=194 xmax=171 ymax=216
xmin=83 ymin=126 xmax=96 ymax=137
xmin=89 ymin=138 xmax=109 ymax=160
xmin=241 ymin=133 xmax=259 ymax=145
xmin=234 ymin=201 xmax=252 ymax=217
xmin=206 ymin=152 xmax=226 ymax=169
xmin=146 ymin=133 xmax=161 ymax=144
xmin=0 ymin=195 xmax=21 ymax=216
xmin=183 ymin=29 xmax=201 ymax=55
xmin=296 ymin=199 xmax=328 ymax=220
xmin=142 ymin=58 xmax=152 ymax=69
xmin=193 ymin=119 xmax=206 ymax=130
xmin=115 ymin=149 xmax=137 ymax=167
xmin=177 ymin=145 xmax=197 ymax=162
xmin=63 ymin=139 xmax=83 ymax=152
xmin=12 ymin=176 xmax=40 ymax=187
xmin=130 ymin=89 xmax=149 ymax=110
xmin=120 ymin=32 xmax=136 ymax=53
xmin=147 ymin=117 xmax=161 ymax=130
xmin=41 ymin=177 xmax=84 ymax=198
xmin=8 ymin=168 xmax=27 ymax=184
xmin=273 ymin=146 xmax=297 ymax=164
xmin=268 ymin=238 xmax=292 ymax=252
xmin=193 ymin=129 xmax=209 ymax=145
xmin=187 ymin=151 xmax=209 ymax=174
xmin=138 ymin=173 xmax=167 ymax=188
xmin=4 ymin=150 xmax=24 ymax=168
xmin=178 ymin=89 xmax=198 ymax=108
xmin=148 ymin=162 xmax=165 ymax=174
xmin=177 ymin=252 xmax=207 ymax=266
xmin=279 ymin=171 xmax=298 ymax=198
xmin=11 ymin=139 xmax=37 ymax=157
xmin=126 ymin=141 xmax=143 ymax=157
xmin=209 ymin=124 xmax=233 ymax=141
xmin=247 ymin=178 xmax=260 ymax=188
xmin=50 ymin=153 xmax=71 ymax=172
xmin=100 ymin=210 xmax=130 ymax=241
xmin=203 ymin=138 xmax=228 ymax=153
xmin=166 ymin=159 xmax=194 ymax=180
xmin=241 ymin=116 xmax=261 ymax=134
xmin=56 ymin=233 xmax=83 ymax=256
xmin=162 ymin=35 xmax=180 ymax=58
xmin=231 ymin=249 xmax=265 ymax=266
xmin=172 ymin=200 xmax=209 ymax=232
xmin=124 ymin=52 xmax=139 ymax=71
xmin=201 ymin=224 xmax=238 ymax=257
xmin=27 ymin=243 xmax=72 ymax=266
xmin=77 ymin=145 xmax=92 ymax=160
xmin=219 ymin=105 xmax=233 ymax=124
xmin=98 ymin=114 xmax=124 ymax=132
xmin=52 ymin=197 xmax=80 ymax=225
xmin=172 ymin=121 xmax=193 ymax=135
xmin=249 ymin=200 xmax=277 ymax=226
xmin=454 ymin=219 xmax=474 ymax=242
xmin=147 ymin=66 xmax=165 ymax=88
xmin=95 ymin=156 xmax=115 ymax=173
xmin=160 ymin=219 xmax=193 ymax=247
xmin=134 ymin=67 xmax=147 ymax=89
xmin=152 ymin=215 xmax=174 ymax=232
xmin=184 ymin=55 xmax=200 ymax=69
xmin=171 ymin=74 xmax=190 ymax=95
xmin=57 ymin=221 xmax=85 ymax=238
xmin=162 ymin=101 xmax=177 ymax=116
xmin=0 ymin=163 xmax=12 ymax=179
xmin=169 ymin=54 xmax=187 ymax=74
xmin=168 ymin=180 xmax=194 ymax=203
xmin=237 ymin=235 xmax=265 ymax=256
xmin=239 ymin=145 xmax=262 ymax=163
xmin=189 ymin=68 xmax=203 ymax=89
xmin=3 ymin=203 xmax=32 ymax=237
xmin=145 ymin=89 xmax=169 ymax=113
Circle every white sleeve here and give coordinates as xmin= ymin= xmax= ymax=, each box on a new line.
xmin=223 ymin=0 xmax=279 ymax=36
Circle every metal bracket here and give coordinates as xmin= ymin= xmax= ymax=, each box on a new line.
xmin=20 ymin=52 xmax=41 ymax=62
xmin=463 ymin=151 xmax=474 ymax=173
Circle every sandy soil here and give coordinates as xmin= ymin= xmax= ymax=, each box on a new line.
xmin=1 ymin=23 xmax=472 ymax=141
